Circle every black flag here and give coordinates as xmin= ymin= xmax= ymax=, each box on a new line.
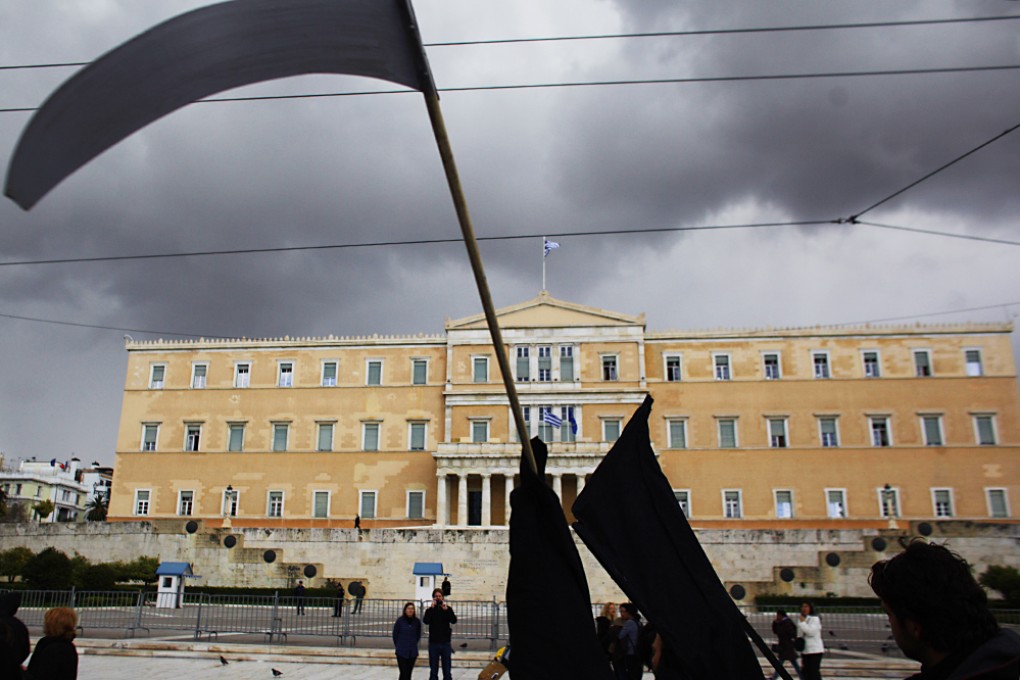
xmin=572 ymin=396 xmax=764 ymax=679
xmin=507 ymin=437 xmax=614 ymax=680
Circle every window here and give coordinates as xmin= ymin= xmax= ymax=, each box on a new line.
xmin=185 ymin=424 xmax=202 ymax=452
xmin=267 ymin=491 xmax=284 ymax=518
xmin=223 ymin=489 xmax=239 ymax=517
xmin=134 ymin=490 xmax=150 ymax=516
xmin=914 ymin=350 xmax=932 ymax=377
xmin=813 ymin=352 xmax=830 ymax=379
xmin=768 ymin=418 xmax=788 ymax=448
xmin=665 ymin=355 xmax=682 ymax=382
xmin=538 ymin=346 xmax=552 ymax=382
xmin=870 ymin=416 xmax=891 ymax=447
xmin=317 ymin=423 xmax=334 ymax=452
xmin=560 ymin=346 xmax=575 ymax=381
xmin=412 ymin=359 xmax=428 ymax=385
xmin=313 ymin=491 xmax=330 ymax=518
xmin=775 ymin=490 xmax=794 ymax=519
xmin=932 ymin=489 xmax=953 ymax=518
xmin=471 ymin=420 xmax=489 ymax=444
xmin=516 ymin=347 xmax=530 ymax=382
xmin=360 ymin=491 xmax=377 ymax=519
xmin=974 ymin=415 xmax=997 ymax=445
xmin=826 ymin=489 xmax=847 ymax=518
xmin=603 ymin=418 xmax=622 ymax=442
xmin=987 ymin=489 xmax=1009 ymax=518
xmin=150 ymin=364 xmax=166 ymax=389
xmin=763 ymin=353 xmax=781 ymax=380
xmin=191 ymin=363 xmax=207 ymax=389
xmin=235 ymin=362 xmax=251 ymax=388
xmin=879 ymin=487 xmax=900 ymax=518
xmin=513 ymin=406 xmax=531 ymax=443
xmin=673 ymin=490 xmax=690 ymax=518
xmin=559 ymin=406 xmax=577 ymax=443
xmin=277 ymin=362 xmax=293 ymax=387
xmin=667 ymin=419 xmax=687 ymax=449
xmin=272 ymin=423 xmax=289 ymax=452
xmin=714 ymin=354 xmax=731 ymax=381
xmin=472 ymin=356 xmax=488 ymax=383
xmin=178 ymin=490 xmax=194 ymax=516
xmin=409 ymin=422 xmax=427 ymax=451
xmin=228 ymin=423 xmax=245 ymax=452
xmin=723 ymin=490 xmax=742 ymax=519
xmin=863 ymin=351 xmax=881 ymax=378
xmin=363 ymin=422 xmax=380 ymax=451
xmin=407 ymin=490 xmax=425 ymax=519
xmin=602 ymin=355 xmax=618 ymax=381
xmin=717 ymin=418 xmax=737 ymax=448
xmin=922 ymin=415 xmax=944 ymax=446
xmin=965 ymin=349 xmax=983 ymax=376
xmin=538 ymin=406 xmax=557 ymax=442
xmin=142 ymin=424 xmax=159 ymax=452
xmin=819 ymin=417 xmax=839 ymax=447
xmin=322 ymin=361 xmax=338 ymax=387
xmin=366 ymin=360 xmax=382 ymax=386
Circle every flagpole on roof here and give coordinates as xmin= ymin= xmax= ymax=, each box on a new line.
xmin=542 ymin=236 xmax=547 ymax=292
xmin=401 ymin=2 xmax=538 ymax=477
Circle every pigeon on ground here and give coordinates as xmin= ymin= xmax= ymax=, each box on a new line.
xmin=272 ymin=669 xmax=283 ymax=677
xmin=459 ymin=643 xmax=468 ymax=648
xmin=219 ymin=656 xmax=229 ymax=666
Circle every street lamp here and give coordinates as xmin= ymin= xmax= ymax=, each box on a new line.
xmin=882 ymin=483 xmax=898 ymax=527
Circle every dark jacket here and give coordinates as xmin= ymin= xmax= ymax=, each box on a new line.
xmin=422 ymin=604 xmax=457 ymax=644
xmin=27 ymin=635 xmax=79 ymax=680
xmin=907 ymin=629 xmax=1020 ymax=680
xmin=771 ymin=615 xmax=798 ymax=662
xmin=0 ymin=592 xmax=30 ymax=665
xmin=392 ymin=615 xmax=422 ymax=658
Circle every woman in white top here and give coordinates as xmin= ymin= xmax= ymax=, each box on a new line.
xmin=796 ymin=601 xmax=824 ymax=680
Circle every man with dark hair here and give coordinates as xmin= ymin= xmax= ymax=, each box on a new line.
xmin=869 ymin=540 xmax=1020 ymax=679
xmin=423 ymin=587 xmax=457 ymax=680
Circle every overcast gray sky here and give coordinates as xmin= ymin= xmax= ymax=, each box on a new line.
xmin=1 ymin=1 xmax=1018 ymax=467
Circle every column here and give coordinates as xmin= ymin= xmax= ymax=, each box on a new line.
xmin=504 ymin=473 xmax=514 ymax=526
xmin=575 ymin=473 xmax=586 ymax=496
xmin=552 ymin=473 xmax=563 ymax=499
xmin=481 ymin=473 xmax=492 ymax=527
xmin=435 ymin=473 xmax=447 ymax=528
xmin=457 ymin=474 xmax=468 ymax=527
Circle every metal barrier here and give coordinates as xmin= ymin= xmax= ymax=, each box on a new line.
xmin=3 ymin=589 xmax=1016 ymax=654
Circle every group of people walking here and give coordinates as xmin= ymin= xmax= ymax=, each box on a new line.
xmin=391 ymin=578 xmax=457 ymax=680
xmin=1 ymin=594 xmax=79 ymax=680
xmin=769 ymin=602 xmax=825 ymax=680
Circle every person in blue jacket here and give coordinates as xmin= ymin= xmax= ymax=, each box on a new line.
xmin=393 ymin=601 xmax=423 ymax=680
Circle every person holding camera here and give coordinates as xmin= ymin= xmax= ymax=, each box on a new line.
xmin=423 ymin=588 xmax=458 ymax=680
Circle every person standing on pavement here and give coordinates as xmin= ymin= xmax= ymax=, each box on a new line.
xmin=333 ymin=581 xmax=346 ymax=617
xmin=771 ymin=609 xmax=802 ymax=680
xmin=422 ymin=588 xmax=457 ymax=680
xmin=393 ymin=602 xmax=422 ymax=680
xmin=796 ymin=601 xmax=824 ymax=680
xmin=27 ymin=607 xmax=78 ymax=680
xmin=441 ymin=576 xmax=451 ymax=598
xmin=294 ymin=580 xmax=306 ymax=616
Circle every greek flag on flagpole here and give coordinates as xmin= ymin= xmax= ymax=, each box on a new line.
xmin=543 ymin=410 xmax=563 ymax=428
xmin=544 ymin=239 xmax=560 ymax=257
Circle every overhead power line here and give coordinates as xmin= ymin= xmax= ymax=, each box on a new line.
xmin=2 ymin=14 xmax=1018 ymax=71
xmin=856 ymin=221 xmax=1020 ymax=247
xmin=0 ymin=310 xmax=222 ymax=339
xmin=3 ymin=64 xmax=1020 ymax=115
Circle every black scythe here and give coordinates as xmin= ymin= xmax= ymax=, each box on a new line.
xmin=3 ymin=0 xmax=538 ymax=476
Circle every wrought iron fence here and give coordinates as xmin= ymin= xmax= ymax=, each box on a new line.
xmin=4 ymin=589 xmax=1016 ymax=655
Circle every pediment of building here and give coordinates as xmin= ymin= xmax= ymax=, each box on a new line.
xmin=446 ymin=291 xmax=644 ymax=331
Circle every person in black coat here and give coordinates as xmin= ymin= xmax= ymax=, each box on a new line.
xmin=27 ymin=607 xmax=79 ymax=680
xmin=422 ymin=588 xmax=457 ymax=680
xmin=392 ymin=602 xmax=423 ymax=680
xmin=770 ymin=610 xmax=802 ymax=680
xmin=294 ymin=580 xmax=306 ymax=615
xmin=0 ymin=592 xmax=30 ymax=667
xmin=333 ymin=581 xmax=346 ymax=617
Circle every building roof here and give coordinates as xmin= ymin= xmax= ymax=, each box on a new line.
xmin=446 ymin=290 xmax=645 ymax=330
xmin=156 ymin=562 xmax=193 ymax=576
xmin=412 ymin=562 xmax=445 ymax=576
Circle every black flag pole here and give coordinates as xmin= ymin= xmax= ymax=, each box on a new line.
xmin=398 ymin=1 xmax=538 ymax=476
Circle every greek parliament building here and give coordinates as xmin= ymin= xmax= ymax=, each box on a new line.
xmin=108 ymin=292 xmax=1019 ymax=529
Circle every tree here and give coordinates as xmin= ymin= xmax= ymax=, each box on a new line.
xmin=980 ymin=565 xmax=1020 ymax=602
xmin=32 ymin=499 xmax=54 ymax=521
xmin=113 ymin=556 xmax=160 ymax=585
xmin=0 ymin=501 xmax=29 ymax=524
xmin=0 ymin=486 xmax=7 ymax=516
xmin=85 ymin=494 xmax=108 ymax=522
xmin=78 ymin=563 xmax=117 ymax=590
xmin=0 ymin=547 xmax=33 ymax=582
xmin=22 ymin=547 xmax=73 ymax=589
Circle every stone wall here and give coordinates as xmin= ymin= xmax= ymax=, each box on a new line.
xmin=1 ymin=521 xmax=1016 ymax=602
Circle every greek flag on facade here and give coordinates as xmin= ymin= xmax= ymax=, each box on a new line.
xmin=543 ymin=410 xmax=563 ymax=428
xmin=544 ymin=239 xmax=560 ymax=257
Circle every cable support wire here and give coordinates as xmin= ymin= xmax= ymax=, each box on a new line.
xmin=2 ymin=14 xmax=1019 ymax=71
xmin=3 ymin=64 xmax=1020 ymax=115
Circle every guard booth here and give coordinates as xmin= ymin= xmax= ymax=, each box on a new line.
xmin=155 ymin=562 xmax=193 ymax=608
xmin=413 ymin=562 xmax=445 ymax=604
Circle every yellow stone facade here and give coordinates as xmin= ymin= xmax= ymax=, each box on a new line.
xmin=109 ymin=293 xmax=1019 ymax=530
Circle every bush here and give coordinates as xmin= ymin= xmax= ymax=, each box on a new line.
xmin=979 ymin=565 xmax=1020 ymax=602
xmin=0 ymin=547 xmax=34 ymax=582
xmin=78 ymin=563 xmax=118 ymax=591
xmin=22 ymin=548 xmax=73 ymax=589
